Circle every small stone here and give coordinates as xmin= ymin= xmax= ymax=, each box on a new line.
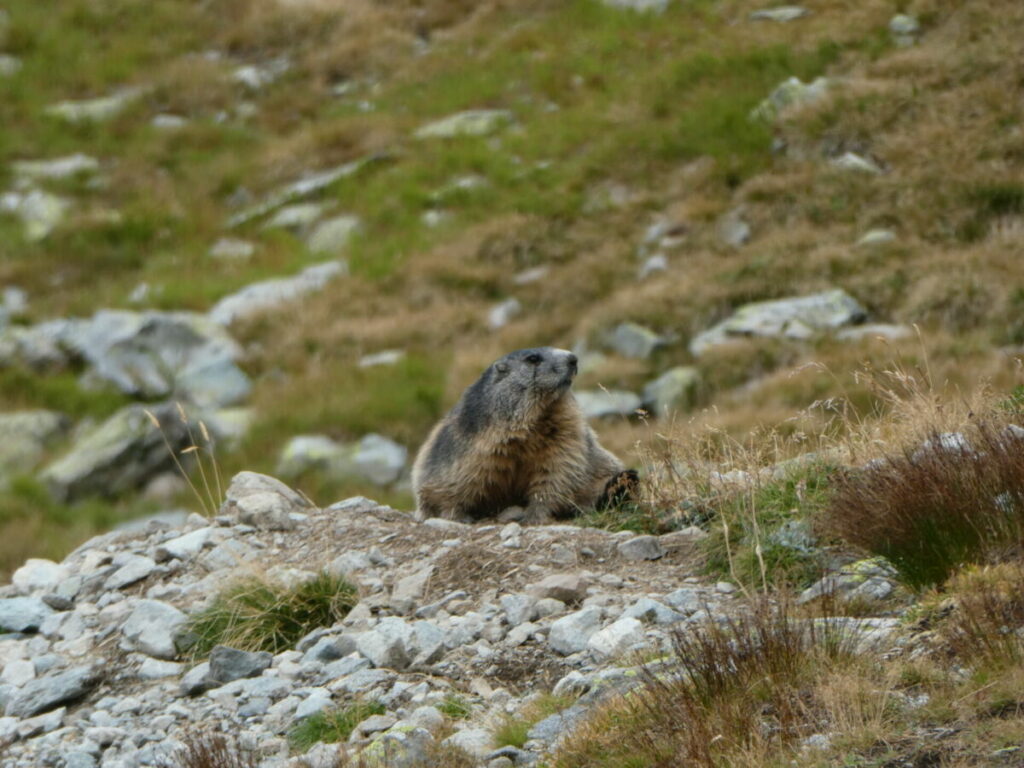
xmin=357 ymin=713 xmax=397 ymax=736
xmin=617 ymin=535 xmax=665 ymax=561
xmin=307 ymin=214 xmax=361 ymax=255
xmin=750 ymin=6 xmax=808 ymax=22
xmin=605 ymin=322 xmax=664 ymax=359
xmin=104 ymin=555 xmax=156 ymax=590
xmin=715 ymin=581 xmax=738 ymax=594
xmin=534 ymin=598 xmax=566 ymax=618
xmin=391 ymin=567 xmax=434 ymax=615
xmin=831 ymin=152 xmax=883 ymax=175
xmin=137 ymin=658 xmax=182 ymax=680
xmin=294 ymin=688 xmax=333 ymax=720
xmin=856 ymin=229 xmax=897 ymax=248
xmin=717 ymin=208 xmax=751 ymax=248
xmin=662 ymin=588 xmax=702 ymax=615
xmin=415 ymin=110 xmax=512 ymax=139
xmin=602 ymin=0 xmax=668 ymax=12
xmin=207 ymin=646 xmax=273 ymax=685
xmin=209 ymin=238 xmax=255 ymax=261
xmin=155 ymin=527 xmax=217 ymax=561
xmin=621 ymin=597 xmax=683 ymax=625
xmin=499 ymin=594 xmax=537 ymax=626
xmin=552 ymin=670 xmax=591 ymax=698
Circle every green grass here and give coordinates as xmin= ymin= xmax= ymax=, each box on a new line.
xmin=0 ymin=366 xmax=132 ymax=420
xmin=184 ymin=570 xmax=358 ymax=658
xmin=701 ymin=462 xmax=833 ymax=591
xmin=437 ymin=693 xmax=472 ymax=720
xmin=288 ymin=700 xmax=385 ymax=753
xmin=493 ymin=693 xmax=577 ymax=749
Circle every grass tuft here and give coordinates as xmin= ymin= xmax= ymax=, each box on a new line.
xmin=173 ymin=730 xmax=257 ymax=768
xmin=185 ymin=570 xmax=358 ymax=658
xmin=825 ymin=419 xmax=1024 ymax=590
xmin=940 ymin=563 xmax=1024 ymax=670
xmin=289 ymin=700 xmax=384 ymax=753
xmin=493 ymin=693 xmax=576 ymax=749
xmin=436 ymin=693 xmax=472 ymax=720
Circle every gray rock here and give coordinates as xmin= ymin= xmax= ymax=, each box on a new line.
xmin=45 ymin=88 xmax=141 ymax=122
xmin=0 ymin=188 xmax=68 ymax=241
xmin=689 ymin=289 xmax=867 ymax=356
xmin=12 ymin=154 xmax=99 ymax=180
xmin=11 ymin=558 xmax=69 ymax=595
xmin=5 ymin=665 xmax=101 ymax=718
xmin=622 ymin=597 xmax=683 ymax=625
xmin=221 ymin=471 xmax=310 ymax=530
xmin=527 ymin=703 xmax=587 ymax=743
xmin=831 ymin=152 xmax=882 ymax=174
xmin=232 ymin=57 xmax=290 ymax=90
xmin=209 ymin=238 xmax=256 ymax=261
xmin=534 ymin=598 xmax=567 ymax=619
xmin=0 ymin=598 xmax=55 ymax=633
xmin=499 ymin=594 xmax=537 ymax=626
xmin=358 ymin=350 xmax=405 ymax=368
xmin=663 ymin=588 xmax=702 ymax=615
xmin=360 ymin=726 xmax=433 ymax=767
xmin=303 ymin=635 xmax=357 ymax=664
xmin=602 ymin=0 xmax=669 ymax=12
xmin=488 ymin=298 xmax=522 ymax=330
xmin=179 ymin=662 xmax=212 ymax=696
xmin=751 ymin=76 xmax=829 ymax=121
xmin=294 ymin=687 xmax=333 ymax=719
xmin=587 ymin=617 xmax=644 ymax=660
xmin=890 ymin=13 xmax=920 ymax=46
xmin=617 ymin=535 xmax=664 ymax=561
xmin=104 ymin=555 xmax=156 ymax=590
xmin=548 ymin=608 xmax=603 ymax=655
xmin=357 ymin=713 xmax=398 ymax=736
xmin=391 ymin=567 xmax=434 ymax=615
xmin=40 ymin=403 xmax=192 ymax=502
xmin=855 ymin=229 xmax=897 ymax=248
xmin=137 ymin=658 xmax=182 ymax=680
xmin=717 ymin=208 xmax=751 ymax=247
xmin=0 ymin=54 xmax=21 ymax=77
xmin=414 ymin=110 xmax=512 ymax=139
xmin=277 ymin=433 xmax=406 ymax=487
xmin=836 ymin=323 xmax=912 ymax=342
xmin=319 ymin=654 xmax=372 ymax=683
xmin=750 ymin=6 xmax=808 ymax=22
xmin=228 ymin=156 xmax=380 ymax=228
xmin=155 ymin=527 xmax=217 ymax=561
xmin=307 ymin=214 xmax=360 ymax=255
xmin=605 ymin=322 xmax=664 ymax=359
xmin=63 ymin=752 xmax=97 ymax=768
xmin=528 ymin=574 xmax=588 ymax=605
xmin=0 ymin=411 xmax=69 ymax=481
xmin=575 ymin=390 xmax=641 ymax=419
xmin=207 ymin=646 xmax=273 ymax=685
xmin=209 ymin=261 xmax=347 ymax=326
xmin=357 ymin=618 xmax=413 ymax=670
xmin=1 ymin=660 xmax=35 ymax=687
xmin=642 ymin=367 xmax=699 ymax=418
xmin=444 ymin=728 xmax=493 ymax=760
xmin=264 ymin=202 xmax=327 ymax=232
xmin=121 ymin=599 xmax=187 ymax=660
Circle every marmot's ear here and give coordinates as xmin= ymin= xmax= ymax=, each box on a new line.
xmin=495 ymin=361 xmax=510 ymax=376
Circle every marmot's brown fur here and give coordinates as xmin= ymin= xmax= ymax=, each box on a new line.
xmin=412 ymin=347 xmax=637 ymax=523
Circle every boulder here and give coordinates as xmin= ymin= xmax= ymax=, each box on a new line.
xmin=0 ymin=411 xmax=69 ymax=481
xmin=689 ymin=289 xmax=867 ymax=356
xmin=5 ymin=665 xmax=101 ymax=718
xmin=575 ymin=390 xmax=641 ymax=419
xmin=11 ymin=559 xmax=68 ymax=595
xmin=587 ymin=617 xmax=644 ymax=660
xmin=604 ymin=322 xmax=664 ymax=359
xmin=0 ymin=598 xmax=55 ymax=633
xmin=548 ymin=608 xmax=603 ymax=655
xmin=617 ymin=535 xmax=665 ymax=561
xmin=528 ymin=574 xmax=588 ymax=605
xmin=121 ymin=599 xmax=187 ymax=660
xmin=220 ymin=471 xmax=311 ymax=530
xmin=642 ymin=367 xmax=699 ymax=418
xmin=206 ymin=646 xmax=273 ymax=685
xmin=39 ymin=403 xmax=192 ymax=502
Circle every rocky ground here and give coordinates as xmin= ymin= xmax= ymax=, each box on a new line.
xmin=0 ymin=469 xmax=904 ymax=768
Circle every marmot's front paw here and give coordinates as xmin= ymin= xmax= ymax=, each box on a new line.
xmin=596 ymin=469 xmax=641 ymax=510
xmin=521 ymin=503 xmax=554 ymax=525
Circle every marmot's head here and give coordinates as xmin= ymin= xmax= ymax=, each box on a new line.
xmin=459 ymin=347 xmax=579 ymax=431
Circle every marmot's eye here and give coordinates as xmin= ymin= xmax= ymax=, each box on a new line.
xmin=525 ymin=353 xmax=543 ymax=365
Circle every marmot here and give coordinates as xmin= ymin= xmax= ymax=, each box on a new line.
xmin=412 ymin=346 xmax=638 ymax=523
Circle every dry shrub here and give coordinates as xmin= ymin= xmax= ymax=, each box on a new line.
xmin=942 ymin=563 xmax=1024 ymax=668
xmin=172 ymin=730 xmax=256 ymax=768
xmin=826 ymin=417 xmax=1024 ymax=590
xmin=553 ymin=600 xmax=867 ymax=768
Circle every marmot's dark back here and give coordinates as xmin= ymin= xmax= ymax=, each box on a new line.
xmin=412 ymin=347 xmax=635 ymax=523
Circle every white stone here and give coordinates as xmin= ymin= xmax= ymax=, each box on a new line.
xmin=12 ymin=559 xmax=69 ymax=595
xmin=587 ymin=617 xmax=644 ymax=660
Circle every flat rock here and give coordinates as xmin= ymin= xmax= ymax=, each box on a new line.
xmin=5 ymin=665 xmax=101 ymax=718
xmin=209 ymin=261 xmax=347 ymax=326
xmin=307 ymin=214 xmax=360 ymax=254
xmin=622 ymin=597 xmax=684 ymax=625
xmin=528 ymin=574 xmax=588 ymax=605
xmin=415 ymin=110 xmax=512 ymax=139
xmin=0 ymin=597 xmax=55 ymax=633
xmin=207 ymin=646 xmax=273 ymax=685
xmin=750 ymin=6 xmax=808 ymax=22
xmin=617 ymin=535 xmax=664 ymax=561
xmin=587 ymin=617 xmax=644 ymax=660
xmin=104 ymin=555 xmax=156 ymax=590
xmin=605 ymin=322 xmax=664 ymax=359
xmin=11 ymin=559 xmax=69 ymax=595
xmin=444 ymin=728 xmax=493 ymax=760
xmin=12 ymin=154 xmax=99 ymax=180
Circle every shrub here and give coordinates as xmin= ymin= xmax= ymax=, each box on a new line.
xmin=173 ymin=730 xmax=257 ymax=768
xmin=825 ymin=421 xmax=1024 ymax=590
xmin=185 ymin=570 xmax=358 ymax=657
xmin=552 ymin=600 xmax=864 ymax=768
xmin=941 ymin=563 xmax=1024 ymax=669
xmin=289 ymin=701 xmax=385 ymax=753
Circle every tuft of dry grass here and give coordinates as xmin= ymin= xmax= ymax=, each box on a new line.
xmin=825 ymin=416 xmax=1024 ymax=590
xmin=941 ymin=563 xmax=1024 ymax=669
xmin=173 ymin=730 xmax=257 ymax=768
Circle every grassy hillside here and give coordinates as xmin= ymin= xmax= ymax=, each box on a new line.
xmin=2 ymin=0 xmax=1024 ymax=571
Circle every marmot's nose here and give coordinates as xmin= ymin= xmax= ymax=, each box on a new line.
xmin=566 ymin=353 xmax=578 ymax=373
